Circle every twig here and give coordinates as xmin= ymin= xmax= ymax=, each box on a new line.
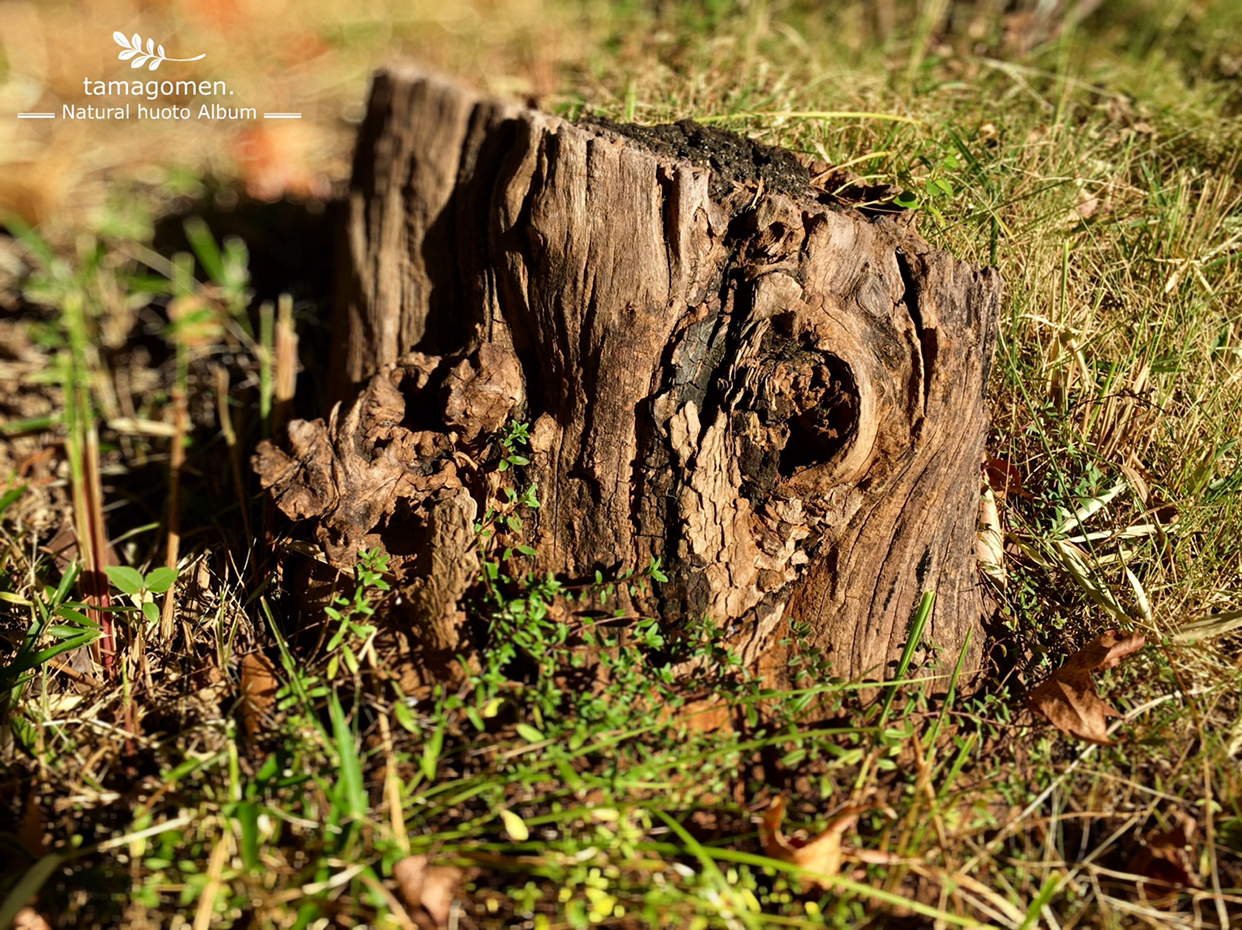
xmin=158 ymin=384 xmax=187 ymax=644
xmin=78 ymin=427 xmax=114 ymax=679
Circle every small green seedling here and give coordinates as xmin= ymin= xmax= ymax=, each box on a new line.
xmin=105 ymin=564 xmax=179 ymax=625
xmin=323 ymin=547 xmax=388 ymax=679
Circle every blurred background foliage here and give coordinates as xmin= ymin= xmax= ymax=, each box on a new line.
xmin=2 ymin=0 xmax=1241 ymax=241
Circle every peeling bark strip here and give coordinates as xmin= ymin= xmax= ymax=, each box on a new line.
xmin=255 ymin=64 xmax=1002 ymax=687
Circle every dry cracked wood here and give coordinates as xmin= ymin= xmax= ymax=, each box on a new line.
xmin=254 ymin=64 xmax=1002 ymax=691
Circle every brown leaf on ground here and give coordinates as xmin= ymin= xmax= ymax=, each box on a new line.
xmin=17 ymin=787 xmax=44 ymax=858
xmin=14 ymin=908 xmax=53 ymax=930
xmin=1128 ymin=811 xmax=1201 ymax=906
xmin=393 ymin=855 xmax=465 ymax=930
xmin=760 ymin=796 xmax=862 ymax=891
xmin=977 ymin=487 xmax=1006 ymax=588
xmin=239 ymin=652 xmax=280 ymax=742
xmin=232 ymin=123 xmax=332 ymax=202
xmin=665 ymin=695 xmax=734 ymax=733
xmin=983 ymin=457 xmax=1031 ymax=501
xmin=1027 ymin=629 xmax=1146 ymax=744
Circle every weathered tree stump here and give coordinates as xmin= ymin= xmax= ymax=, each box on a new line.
xmin=254 ymin=64 xmax=1002 ymax=692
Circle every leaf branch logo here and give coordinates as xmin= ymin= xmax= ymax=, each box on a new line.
xmin=113 ymin=32 xmax=206 ymax=71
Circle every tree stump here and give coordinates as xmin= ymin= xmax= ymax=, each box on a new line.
xmin=253 ymin=64 xmax=1002 ymax=692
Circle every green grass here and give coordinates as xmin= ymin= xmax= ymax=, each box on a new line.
xmin=2 ymin=0 xmax=1242 ymax=926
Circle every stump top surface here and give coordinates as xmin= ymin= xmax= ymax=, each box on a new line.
xmin=583 ymin=116 xmax=813 ymax=200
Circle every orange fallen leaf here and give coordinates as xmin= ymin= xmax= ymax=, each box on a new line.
xmin=1128 ymin=811 xmax=1201 ymax=906
xmin=239 ymin=652 xmax=280 ymax=741
xmin=18 ymin=787 xmax=44 ymax=859
xmin=233 ymin=124 xmax=332 ymax=202
xmin=759 ymin=796 xmax=862 ymax=891
xmin=393 ymin=855 xmax=464 ymax=930
xmin=1027 ymin=629 xmax=1146 ymax=744
xmin=14 ymin=909 xmax=53 ymax=930
xmin=983 ymin=457 xmax=1031 ymax=501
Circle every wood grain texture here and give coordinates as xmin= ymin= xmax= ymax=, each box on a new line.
xmin=257 ymin=64 xmax=1002 ymax=689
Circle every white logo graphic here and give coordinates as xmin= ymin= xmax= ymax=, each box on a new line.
xmin=113 ymin=32 xmax=206 ymax=71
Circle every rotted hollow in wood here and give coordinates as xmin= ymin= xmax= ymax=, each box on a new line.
xmin=253 ymin=64 xmax=1002 ymax=691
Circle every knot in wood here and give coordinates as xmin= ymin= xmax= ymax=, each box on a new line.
xmin=732 ymin=332 xmax=859 ymax=502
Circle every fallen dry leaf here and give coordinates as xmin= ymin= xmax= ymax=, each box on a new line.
xmin=393 ymin=855 xmax=464 ymax=930
xmin=1027 ymin=629 xmax=1146 ymax=744
xmin=239 ymin=652 xmax=280 ymax=741
xmin=663 ymin=695 xmax=734 ymax=733
xmin=14 ymin=908 xmax=53 ymax=930
xmin=977 ymin=487 xmax=1006 ymax=588
xmin=1128 ymin=811 xmax=1201 ymax=906
xmin=760 ymin=796 xmax=861 ymax=891
xmin=17 ymin=787 xmax=44 ymax=858
xmin=983 ymin=457 xmax=1033 ymax=503
xmin=232 ymin=123 xmax=332 ymax=202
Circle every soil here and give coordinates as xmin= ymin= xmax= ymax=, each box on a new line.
xmin=583 ymin=117 xmax=813 ymax=201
